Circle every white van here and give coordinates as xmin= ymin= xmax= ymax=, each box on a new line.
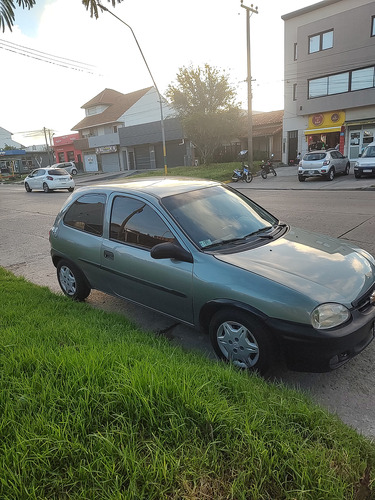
xmin=354 ymin=141 xmax=375 ymax=178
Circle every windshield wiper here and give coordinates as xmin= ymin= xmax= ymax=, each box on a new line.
xmin=203 ymin=236 xmax=248 ymax=249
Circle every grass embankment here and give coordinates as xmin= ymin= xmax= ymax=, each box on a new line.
xmin=1 ymin=267 xmax=374 ymax=499
xmin=131 ymin=161 xmax=263 ymax=183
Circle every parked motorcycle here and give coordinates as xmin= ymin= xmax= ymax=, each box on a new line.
xmin=232 ymin=164 xmax=253 ymax=183
xmin=260 ymin=154 xmax=277 ymax=179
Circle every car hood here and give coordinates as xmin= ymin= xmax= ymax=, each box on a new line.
xmin=357 ymin=157 xmax=375 ymax=167
xmin=214 ymin=227 xmax=375 ymax=305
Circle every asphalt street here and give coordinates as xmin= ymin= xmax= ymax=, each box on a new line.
xmin=1 ymin=166 xmax=375 ymax=440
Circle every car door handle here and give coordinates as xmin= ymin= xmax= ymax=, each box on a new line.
xmin=104 ymin=250 xmax=114 ymax=260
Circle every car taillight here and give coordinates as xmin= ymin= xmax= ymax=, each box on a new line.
xmin=47 ymin=176 xmax=54 ymax=180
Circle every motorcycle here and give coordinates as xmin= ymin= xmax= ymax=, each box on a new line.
xmin=260 ymin=154 xmax=277 ymax=179
xmin=232 ymin=163 xmax=253 ymax=183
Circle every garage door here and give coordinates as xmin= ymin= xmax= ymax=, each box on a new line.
xmin=135 ymin=146 xmax=151 ymax=169
xmin=102 ymin=153 xmax=120 ymax=172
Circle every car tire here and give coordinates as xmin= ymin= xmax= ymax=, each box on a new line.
xmin=71 ymin=169 xmax=77 ymax=175
xmin=344 ymin=163 xmax=350 ymax=175
xmin=298 ymin=175 xmax=305 ymax=182
xmin=25 ymin=182 xmax=32 ymax=192
xmin=68 ymin=187 xmax=74 ymax=192
xmin=43 ymin=182 xmax=51 ymax=193
xmin=355 ymin=172 xmax=361 ymax=179
xmin=327 ymin=168 xmax=335 ymax=181
xmin=209 ymin=308 xmax=273 ymax=374
xmin=57 ymin=260 xmax=91 ymax=301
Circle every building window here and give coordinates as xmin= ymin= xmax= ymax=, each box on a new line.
xmin=352 ymin=67 xmax=375 ymax=91
xmin=113 ymin=125 xmax=118 ymax=133
xmin=372 ymin=16 xmax=375 ymax=36
xmin=308 ymin=65 xmax=375 ymax=98
xmin=309 ymin=29 xmax=333 ymax=53
xmin=293 ymin=83 xmax=297 ymax=101
xmin=293 ymin=43 xmax=297 ymax=61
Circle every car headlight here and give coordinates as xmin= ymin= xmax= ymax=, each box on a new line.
xmin=354 ymin=161 xmax=359 ymax=167
xmin=311 ymin=303 xmax=350 ymax=329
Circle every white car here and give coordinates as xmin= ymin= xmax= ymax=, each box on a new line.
xmin=24 ymin=167 xmax=75 ymax=193
xmin=51 ymin=162 xmax=78 ymax=175
xmin=298 ymin=150 xmax=350 ymax=181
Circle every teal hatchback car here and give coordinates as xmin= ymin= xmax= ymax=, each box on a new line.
xmin=49 ymin=178 xmax=375 ymax=373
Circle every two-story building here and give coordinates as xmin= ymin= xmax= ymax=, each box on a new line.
xmin=72 ymin=87 xmax=193 ymax=172
xmin=282 ymin=0 xmax=375 ymax=164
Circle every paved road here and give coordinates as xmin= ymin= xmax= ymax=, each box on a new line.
xmin=1 ymin=170 xmax=375 ymax=439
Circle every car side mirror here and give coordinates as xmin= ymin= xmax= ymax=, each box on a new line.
xmin=151 ymin=242 xmax=193 ymax=263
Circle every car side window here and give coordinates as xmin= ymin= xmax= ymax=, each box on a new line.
xmin=64 ymin=194 xmax=106 ymax=236
xmin=330 ymin=151 xmax=338 ymax=159
xmin=110 ymin=196 xmax=175 ymax=249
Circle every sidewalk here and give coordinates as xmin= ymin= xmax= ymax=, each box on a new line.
xmin=74 ymin=166 xmax=375 ymax=191
xmin=230 ymin=165 xmax=375 ymax=190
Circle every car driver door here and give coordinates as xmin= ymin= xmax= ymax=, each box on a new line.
xmin=101 ymin=194 xmax=194 ymax=324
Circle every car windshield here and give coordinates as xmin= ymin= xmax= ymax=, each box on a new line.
xmin=48 ymin=168 xmax=69 ymax=176
xmin=162 ymin=185 xmax=278 ymax=249
xmin=303 ymin=153 xmax=326 ymax=161
xmin=361 ymin=145 xmax=375 ymax=158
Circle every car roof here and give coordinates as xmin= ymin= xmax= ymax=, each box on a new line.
xmin=72 ymin=177 xmax=220 ymax=199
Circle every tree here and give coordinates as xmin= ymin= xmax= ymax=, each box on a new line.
xmin=0 ymin=0 xmax=124 ymax=32
xmin=166 ymin=64 xmax=241 ymax=165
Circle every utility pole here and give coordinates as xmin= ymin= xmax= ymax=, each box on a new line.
xmin=241 ymin=1 xmax=258 ymax=170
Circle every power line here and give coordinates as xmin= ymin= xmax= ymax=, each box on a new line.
xmin=0 ymin=38 xmax=99 ymax=74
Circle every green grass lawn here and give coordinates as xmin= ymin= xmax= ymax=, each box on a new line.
xmin=1 ymin=267 xmax=374 ymax=499
xmin=129 ymin=161 xmax=263 ymax=183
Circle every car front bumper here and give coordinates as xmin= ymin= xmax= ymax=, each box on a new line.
xmin=267 ymin=307 xmax=375 ymax=372
xmin=354 ymin=166 xmax=375 ymax=176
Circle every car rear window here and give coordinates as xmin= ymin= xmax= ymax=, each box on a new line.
xmin=303 ymin=153 xmax=326 ymax=161
xmin=48 ymin=168 xmax=68 ymax=176
xmin=64 ymin=194 xmax=106 ymax=236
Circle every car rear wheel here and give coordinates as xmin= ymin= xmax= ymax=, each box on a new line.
xmin=25 ymin=182 xmax=32 ymax=192
xmin=209 ymin=309 xmax=273 ymax=374
xmin=57 ymin=260 xmax=91 ymax=301
xmin=344 ymin=163 xmax=350 ymax=175
xmin=71 ymin=169 xmax=78 ymax=175
xmin=327 ymin=168 xmax=335 ymax=181
xmin=43 ymin=182 xmax=51 ymax=193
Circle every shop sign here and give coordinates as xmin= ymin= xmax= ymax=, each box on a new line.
xmin=308 ymin=111 xmax=345 ymax=130
xmin=96 ymin=145 xmax=117 ymax=154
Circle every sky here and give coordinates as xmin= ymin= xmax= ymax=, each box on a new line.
xmin=1 ymin=0 xmax=316 ymax=146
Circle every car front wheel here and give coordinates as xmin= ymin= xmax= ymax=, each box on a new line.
xmin=25 ymin=182 xmax=32 ymax=192
xmin=355 ymin=172 xmax=361 ymax=179
xmin=298 ymin=175 xmax=305 ymax=182
xmin=57 ymin=260 xmax=91 ymax=301
xmin=209 ymin=309 xmax=273 ymax=374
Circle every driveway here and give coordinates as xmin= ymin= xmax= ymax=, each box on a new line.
xmin=1 ymin=170 xmax=375 ymax=440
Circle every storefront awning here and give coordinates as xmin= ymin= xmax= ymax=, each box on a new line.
xmin=304 ymin=126 xmax=341 ymax=135
xmin=344 ymin=119 xmax=375 ymax=127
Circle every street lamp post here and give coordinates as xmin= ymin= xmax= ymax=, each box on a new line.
xmin=240 ymin=1 xmax=258 ymax=170
xmin=97 ymin=3 xmax=168 ymax=174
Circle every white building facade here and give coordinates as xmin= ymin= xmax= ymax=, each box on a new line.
xmin=282 ymin=0 xmax=375 ymax=164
